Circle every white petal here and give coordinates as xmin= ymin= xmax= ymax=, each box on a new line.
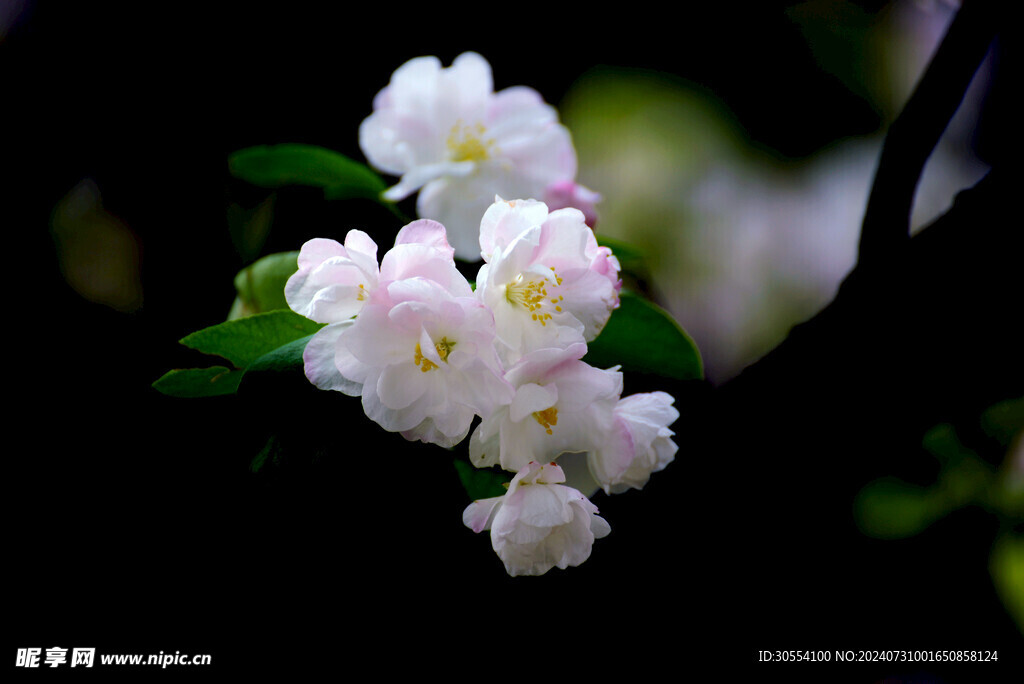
xmin=343 ymin=305 xmax=411 ymax=368
xmin=401 ymin=411 xmax=471 ymax=448
xmin=589 ymin=513 xmax=611 ymax=540
xmin=380 ymin=244 xmax=472 ymax=297
xmin=361 ymin=378 xmax=427 ymax=433
xmin=463 ymin=497 xmax=503 ymax=533
xmin=301 ymin=321 xmax=361 ymax=395
xmin=394 ymin=218 xmax=454 ymax=255
xmin=617 ymin=391 xmax=680 ymax=429
xmin=382 ymin=161 xmax=475 ymax=202
xmin=587 ymin=415 xmax=635 ymax=492
xmin=516 ymin=485 xmax=575 ymax=529
xmin=508 ymin=382 xmax=558 ymax=423
xmin=376 ymin=363 xmax=427 ymax=410
xmin=416 ymin=175 xmax=496 ymax=261
xmin=469 ymin=419 xmax=502 ymax=468
xmin=486 ymin=87 xmax=557 ymax=140
xmin=478 ymin=197 xmax=550 ymax=259
xmin=444 ymin=52 xmax=493 ymax=118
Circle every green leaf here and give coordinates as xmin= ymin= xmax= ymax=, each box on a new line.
xmin=990 ymin=532 xmax=1024 ymax=633
xmin=228 ymin=143 xmax=388 ymax=202
xmin=597 ymin=234 xmax=651 ymax=288
xmin=179 ymin=310 xmax=323 ymax=370
xmin=981 ymin=396 xmax=1024 ymax=446
xmin=226 ymin=193 xmax=276 ymax=264
xmin=229 ymin=251 xmax=299 ymax=319
xmin=597 ymin=234 xmax=647 ymax=267
xmin=243 ymin=333 xmax=314 ymax=376
xmin=922 ymin=423 xmax=976 ymax=467
xmin=453 ymin=459 xmax=510 ymax=501
xmin=251 ymin=434 xmax=281 ymax=473
xmin=853 ymin=478 xmax=945 ymax=540
xmin=584 ymin=290 xmax=703 ymax=380
xmin=152 ymin=366 xmax=244 ymax=398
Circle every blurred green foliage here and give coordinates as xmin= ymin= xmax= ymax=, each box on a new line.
xmin=854 ymin=397 xmax=1024 ymax=631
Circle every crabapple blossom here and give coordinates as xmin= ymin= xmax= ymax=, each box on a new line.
xmin=469 ymin=342 xmax=622 ymax=473
xmin=462 ymin=461 xmax=610 ymax=577
xmin=358 ymin=52 xmax=579 ymax=259
xmin=284 ymin=230 xmax=379 ymax=324
xmin=475 ymin=198 xmax=621 ymax=363
xmin=306 ymin=276 xmax=513 ymax=448
xmin=585 ymin=391 xmax=680 ymax=494
xmin=285 ymin=219 xmax=469 ymax=324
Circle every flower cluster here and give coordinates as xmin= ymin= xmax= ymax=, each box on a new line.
xmin=287 ymin=197 xmax=679 ymax=576
xmin=359 ymin=52 xmax=600 ymax=260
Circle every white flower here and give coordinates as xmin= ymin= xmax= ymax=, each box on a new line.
xmin=469 ymin=343 xmax=622 ymax=473
xmin=475 ymin=198 xmax=621 ymax=364
xmin=462 ymin=461 xmax=610 ymax=577
xmin=285 ymin=219 xmax=468 ymax=324
xmin=359 ymin=52 xmax=578 ymax=259
xmin=305 ymin=276 xmax=513 ymax=448
xmin=294 ymin=220 xmax=513 ymax=447
xmin=285 ymin=230 xmax=380 ymax=324
xmin=587 ymin=391 xmax=680 ymax=494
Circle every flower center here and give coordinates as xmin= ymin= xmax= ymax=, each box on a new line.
xmin=447 ymin=122 xmax=496 ymax=163
xmin=413 ymin=337 xmax=455 ymax=373
xmin=504 ymin=269 xmax=563 ymax=327
xmin=533 ymin=407 xmax=558 ymax=435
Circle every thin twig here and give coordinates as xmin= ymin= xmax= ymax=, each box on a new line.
xmin=857 ymin=0 xmax=999 ymax=266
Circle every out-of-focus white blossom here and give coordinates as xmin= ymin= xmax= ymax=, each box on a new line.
xmin=359 ymin=52 xmax=580 ymax=259
xmin=462 ymin=461 xmax=610 ymax=577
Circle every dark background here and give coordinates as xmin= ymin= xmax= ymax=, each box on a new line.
xmin=5 ymin=0 xmax=1020 ymax=679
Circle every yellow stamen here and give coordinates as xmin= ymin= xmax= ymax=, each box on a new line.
xmin=533 ymin=407 xmax=558 ymax=435
xmin=413 ymin=344 xmax=438 ymax=372
xmin=447 ymin=121 xmax=496 ymax=163
xmin=413 ymin=337 xmax=455 ymax=373
xmin=434 ymin=336 xmax=454 ymax=362
xmin=505 ymin=270 xmax=562 ymax=327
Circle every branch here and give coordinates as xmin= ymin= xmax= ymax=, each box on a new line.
xmin=857 ymin=0 xmax=999 ymax=266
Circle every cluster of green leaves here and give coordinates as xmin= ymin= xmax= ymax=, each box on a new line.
xmin=152 ymin=308 xmax=322 ymax=398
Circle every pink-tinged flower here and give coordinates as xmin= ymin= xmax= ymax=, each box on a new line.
xmin=304 ymin=276 xmax=513 ymax=448
xmin=469 ymin=343 xmax=622 ymax=473
xmin=284 ymin=230 xmax=380 ymax=324
xmin=285 ymin=219 xmax=469 ymax=324
xmin=462 ymin=461 xmax=610 ymax=577
xmin=587 ymin=391 xmax=680 ymax=494
xmin=359 ymin=52 xmax=578 ymax=259
xmin=475 ymin=198 xmax=621 ymax=363
xmin=543 ymin=180 xmax=602 ymax=228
